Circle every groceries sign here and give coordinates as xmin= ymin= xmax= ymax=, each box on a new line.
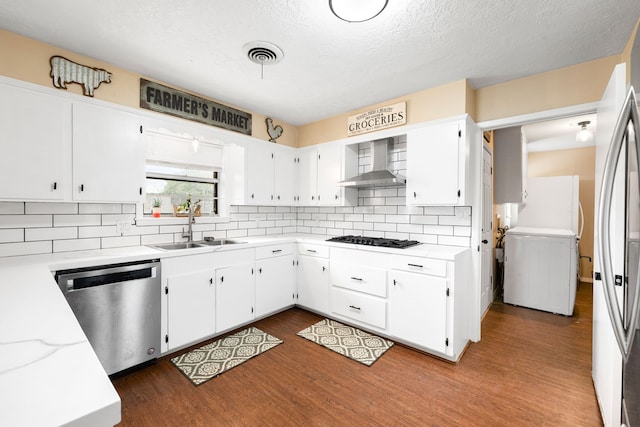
xmin=140 ymin=78 xmax=252 ymax=135
xmin=347 ymin=102 xmax=406 ymax=136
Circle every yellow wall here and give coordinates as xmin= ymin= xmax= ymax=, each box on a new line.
xmin=622 ymin=19 xmax=639 ymax=83
xmin=298 ymin=79 xmax=470 ymax=147
xmin=527 ymin=147 xmax=596 ymax=279
xmin=0 ymin=29 xmax=298 ymax=148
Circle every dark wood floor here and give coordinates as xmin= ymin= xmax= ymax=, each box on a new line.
xmin=112 ymin=283 xmax=602 ymax=426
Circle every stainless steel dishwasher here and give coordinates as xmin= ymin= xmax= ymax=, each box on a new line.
xmin=55 ymin=259 xmax=161 ymax=375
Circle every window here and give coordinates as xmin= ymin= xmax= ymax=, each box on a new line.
xmin=144 ymin=163 xmax=219 ymax=216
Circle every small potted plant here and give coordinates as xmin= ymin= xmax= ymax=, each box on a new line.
xmin=152 ymin=198 xmax=162 ymax=218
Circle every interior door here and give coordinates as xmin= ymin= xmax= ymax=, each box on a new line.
xmin=481 ymin=145 xmax=494 ymax=313
xmin=592 ymin=62 xmax=626 ymax=427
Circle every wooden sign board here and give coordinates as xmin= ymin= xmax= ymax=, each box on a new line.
xmin=140 ymin=78 xmax=252 ymax=135
xmin=347 ymin=102 xmax=406 ymax=136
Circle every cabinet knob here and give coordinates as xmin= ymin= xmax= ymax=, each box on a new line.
xmin=335 ymin=194 xmax=339 ymax=200
xmin=311 ymin=196 xmax=315 ymax=200
xmin=251 ymin=193 xmax=255 ymax=199
xmin=322 ymin=266 xmax=326 ymax=272
xmin=277 ymin=195 xmax=281 ymax=200
xmin=482 ymin=239 xmax=489 ymax=244
xmin=413 ymin=191 xmax=417 ymax=198
xmin=259 ymin=268 xmax=262 ymax=274
xmin=271 ymin=195 xmax=274 ymax=200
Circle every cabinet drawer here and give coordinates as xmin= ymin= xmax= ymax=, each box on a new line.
xmin=389 ymin=255 xmax=446 ymax=277
xmin=331 ymin=287 xmax=386 ymax=329
xmin=330 ymin=261 xmax=387 ymax=297
xmin=255 ymin=243 xmax=295 ymax=259
xmin=297 ymin=243 xmax=329 ymax=258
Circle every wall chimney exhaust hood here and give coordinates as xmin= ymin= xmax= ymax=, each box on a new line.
xmin=338 ymin=138 xmax=406 ymax=188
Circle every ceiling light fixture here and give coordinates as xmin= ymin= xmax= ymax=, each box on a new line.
xmin=576 ymin=121 xmax=594 ymax=143
xmin=243 ymin=41 xmax=284 ymax=80
xmin=329 ymin=0 xmax=388 ymax=23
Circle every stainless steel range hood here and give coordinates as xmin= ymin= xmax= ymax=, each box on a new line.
xmin=338 ymin=138 xmax=406 ymax=188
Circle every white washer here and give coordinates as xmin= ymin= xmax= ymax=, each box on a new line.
xmin=503 ymin=227 xmax=578 ymax=316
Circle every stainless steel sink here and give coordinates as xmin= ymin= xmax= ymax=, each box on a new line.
xmin=198 ymin=238 xmax=245 ymax=246
xmin=151 ymin=242 xmax=206 ymax=251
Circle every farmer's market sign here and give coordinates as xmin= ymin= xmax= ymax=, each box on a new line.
xmin=140 ymin=78 xmax=252 ymax=135
xmin=347 ymin=102 xmax=406 ymax=136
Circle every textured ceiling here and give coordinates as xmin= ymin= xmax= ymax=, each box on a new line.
xmin=0 ymin=0 xmax=639 ymax=126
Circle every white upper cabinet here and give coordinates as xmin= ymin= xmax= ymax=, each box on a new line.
xmin=297 ymin=143 xmax=354 ymax=206
xmin=493 ymin=126 xmax=528 ymax=204
xmin=0 ymin=82 xmax=70 ymax=201
xmin=245 ymin=140 xmax=297 ymax=205
xmin=406 ymin=117 xmax=478 ymax=206
xmin=72 ymin=102 xmax=145 ymax=202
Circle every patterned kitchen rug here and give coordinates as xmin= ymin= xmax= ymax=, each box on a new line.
xmin=171 ymin=327 xmax=283 ymax=386
xmin=297 ymin=319 xmax=393 ymax=366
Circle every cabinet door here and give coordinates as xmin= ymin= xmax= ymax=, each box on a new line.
xmin=388 ymin=270 xmax=448 ymax=353
xmin=297 ymin=255 xmax=329 ymax=313
xmin=0 ymin=84 xmax=69 ymax=200
xmin=274 ymin=149 xmax=297 ymax=205
xmin=72 ymin=102 xmax=144 ymax=202
xmin=215 ymin=263 xmax=255 ymax=332
xmin=298 ymin=150 xmax=318 ymax=205
xmin=255 ymin=255 xmax=296 ymax=317
xmin=167 ymin=270 xmax=216 ymax=350
xmin=407 ymin=122 xmax=461 ymax=205
xmin=317 ymin=144 xmax=343 ymax=205
xmin=246 ymin=142 xmax=274 ymax=205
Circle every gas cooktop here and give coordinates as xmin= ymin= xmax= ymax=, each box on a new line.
xmin=326 ymin=235 xmax=421 ymax=249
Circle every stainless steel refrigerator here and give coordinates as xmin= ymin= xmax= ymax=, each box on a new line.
xmin=597 ymin=83 xmax=640 ymax=426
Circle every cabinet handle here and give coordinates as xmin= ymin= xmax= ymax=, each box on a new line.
xmin=277 ymin=195 xmax=281 ymax=200
xmin=413 ymin=191 xmax=417 ymax=198
xmin=312 ymin=196 xmax=315 ymax=200
xmin=251 ymin=193 xmax=255 ymax=199
xmin=408 ymin=263 xmax=423 ymax=268
xmin=348 ymin=305 xmax=361 ymax=311
xmin=80 ymin=184 xmax=84 ymax=192
xmin=482 ymin=239 xmax=488 ymax=244
xmin=350 ymin=276 xmax=363 ymax=281
xmin=272 ymin=249 xmax=282 ymax=253
xmin=271 ymin=195 xmax=274 ymax=200
xmin=318 ymin=195 xmax=320 ymax=201
xmin=393 ymin=279 xmax=397 ymax=286
xmin=307 ymin=249 xmax=317 ymax=253
xmin=335 ymin=194 xmax=339 ymax=200
xmin=209 ymin=278 xmax=213 ymax=285
xmin=139 ymin=187 xmax=143 ymax=195
xmin=259 ymin=268 xmax=263 ymax=273
xmin=220 ymin=276 xmax=224 ymax=283
xmin=52 ymin=182 xmax=57 ymax=191
xmin=322 ymin=266 xmax=326 ymax=272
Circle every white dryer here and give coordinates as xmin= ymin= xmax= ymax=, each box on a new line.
xmin=503 ymin=227 xmax=577 ymax=316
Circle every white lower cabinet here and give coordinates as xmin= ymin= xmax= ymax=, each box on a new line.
xmin=215 ymin=262 xmax=255 ymax=333
xmin=167 ymin=269 xmax=216 ymax=351
xmin=161 ymin=253 xmax=216 ymax=353
xmin=297 ymin=243 xmax=330 ymax=313
xmin=255 ymin=244 xmax=297 ymax=317
xmin=329 ymin=248 xmax=389 ymax=331
xmin=330 ymin=287 xmax=386 ymax=329
xmin=388 ymin=270 xmax=447 ymax=353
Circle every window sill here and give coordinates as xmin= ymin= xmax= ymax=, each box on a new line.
xmin=135 ymin=215 xmax=230 ymax=226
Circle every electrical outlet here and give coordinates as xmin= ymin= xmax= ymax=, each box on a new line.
xmin=116 ymin=221 xmax=130 ymax=234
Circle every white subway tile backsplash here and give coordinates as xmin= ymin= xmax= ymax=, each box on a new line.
xmin=25 ymin=202 xmax=78 ymax=215
xmin=0 ymin=229 xmax=23 ymax=243
xmin=79 ymin=226 xmax=119 ymax=238
xmin=0 ymin=187 xmax=474 ymax=256
xmin=0 ymin=241 xmax=51 ymax=257
xmin=0 ymin=215 xmax=52 ymax=229
xmin=101 ymin=235 xmax=141 ymax=249
xmin=0 ymin=202 xmax=24 ymax=214
xmin=53 ymin=238 xmax=100 ymax=253
xmin=79 ymin=203 xmax=122 ymax=214
xmin=54 ymin=214 xmax=100 ymax=227
xmin=25 ymin=227 xmax=77 ymax=241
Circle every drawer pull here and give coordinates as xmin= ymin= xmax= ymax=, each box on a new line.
xmin=348 ymin=305 xmax=361 ymax=311
xmin=350 ymin=276 xmax=363 ymax=281
xmin=306 ymin=249 xmax=317 ymax=253
xmin=272 ymin=249 xmax=282 ymax=253
xmin=408 ymin=263 xmax=424 ymax=268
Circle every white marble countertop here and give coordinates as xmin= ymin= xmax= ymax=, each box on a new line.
xmin=0 ymin=233 xmax=469 ymax=426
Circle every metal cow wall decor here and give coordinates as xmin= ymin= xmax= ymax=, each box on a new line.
xmin=50 ymin=55 xmax=112 ymax=97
